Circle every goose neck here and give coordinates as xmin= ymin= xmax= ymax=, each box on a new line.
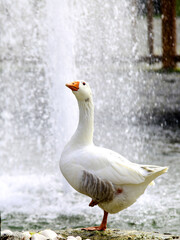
xmin=74 ymin=98 xmax=94 ymax=145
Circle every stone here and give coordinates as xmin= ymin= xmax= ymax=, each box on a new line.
xmin=39 ymin=229 xmax=57 ymax=239
xmin=30 ymin=233 xmax=47 ymax=240
xmin=1 ymin=229 xmax=179 ymax=240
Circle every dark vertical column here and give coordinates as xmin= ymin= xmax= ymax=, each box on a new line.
xmin=161 ymin=0 xmax=176 ymax=69
xmin=147 ymin=0 xmax=154 ymax=58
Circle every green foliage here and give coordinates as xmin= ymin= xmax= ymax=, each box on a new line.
xmin=177 ymin=0 xmax=180 ymax=16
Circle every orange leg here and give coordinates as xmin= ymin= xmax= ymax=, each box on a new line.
xmin=82 ymin=210 xmax=108 ymax=231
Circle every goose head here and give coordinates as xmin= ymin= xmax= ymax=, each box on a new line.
xmin=66 ymin=81 xmax=92 ymax=102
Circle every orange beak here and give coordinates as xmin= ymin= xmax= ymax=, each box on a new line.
xmin=66 ymin=81 xmax=79 ymax=91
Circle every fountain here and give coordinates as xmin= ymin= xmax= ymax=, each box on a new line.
xmin=0 ymin=0 xmax=180 ymax=234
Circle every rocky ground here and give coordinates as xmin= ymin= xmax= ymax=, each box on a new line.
xmin=1 ymin=229 xmax=180 ymax=240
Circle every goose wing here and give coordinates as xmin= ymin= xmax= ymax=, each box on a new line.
xmin=78 ymin=145 xmax=146 ymax=186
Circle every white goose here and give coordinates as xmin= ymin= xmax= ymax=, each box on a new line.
xmin=60 ymin=80 xmax=168 ymax=231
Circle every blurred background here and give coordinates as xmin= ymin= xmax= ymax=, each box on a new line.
xmin=0 ymin=0 xmax=180 ymax=234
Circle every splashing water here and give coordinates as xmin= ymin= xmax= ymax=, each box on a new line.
xmin=0 ymin=0 xmax=180 ymax=234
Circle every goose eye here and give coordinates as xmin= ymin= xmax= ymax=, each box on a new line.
xmin=83 ymin=82 xmax=86 ymax=86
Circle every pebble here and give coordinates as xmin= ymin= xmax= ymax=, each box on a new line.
xmin=67 ymin=236 xmax=91 ymax=240
xmin=40 ymin=229 xmax=57 ymax=239
xmin=31 ymin=233 xmax=47 ymax=240
xmin=22 ymin=231 xmax=31 ymax=240
xmin=67 ymin=237 xmax=78 ymax=240
xmin=75 ymin=237 xmax=82 ymax=240
xmin=1 ymin=230 xmax=13 ymax=236
xmin=1 ymin=230 xmax=90 ymax=240
xmin=67 ymin=236 xmax=77 ymax=240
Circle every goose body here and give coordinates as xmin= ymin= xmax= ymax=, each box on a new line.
xmin=60 ymin=81 xmax=168 ymax=230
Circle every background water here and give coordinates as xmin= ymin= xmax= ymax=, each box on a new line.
xmin=0 ymin=0 xmax=180 ymax=234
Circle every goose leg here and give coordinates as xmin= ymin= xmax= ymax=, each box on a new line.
xmin=82 ymin=210 xmax=108 ymax=231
